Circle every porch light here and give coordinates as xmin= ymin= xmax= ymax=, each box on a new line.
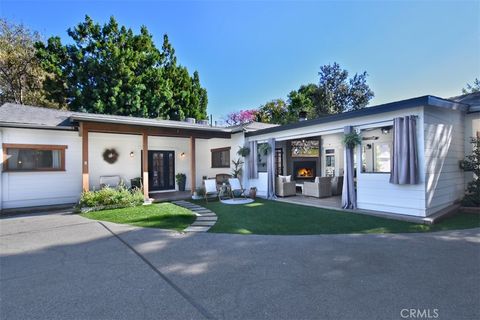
xmin=130 ymin=151 xmax=134 ymax=157
xmin=180 ymin=152 xmax=186 ymax=158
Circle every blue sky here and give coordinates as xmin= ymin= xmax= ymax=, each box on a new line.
xmin=1 ymin=0 xmax=478 ymax=120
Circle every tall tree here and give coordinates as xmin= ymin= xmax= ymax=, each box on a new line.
xmin=256 ymin=99 xmax=289 ymax=124
xmin=224 ymin=109 xmax=258 ymax=125
xmin=0 ymin=19 xmax=54 ymax=107
xmin=318 ymin=62 xmax=374 ymax=113
xmin=462 ymin=78 xmax=480 ymax=94
xmin=36 ymin=16 xmax=208 ymax=119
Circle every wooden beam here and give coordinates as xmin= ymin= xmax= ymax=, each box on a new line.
xmin=81 ymin=123 xmax=89 ymax=191
xmin=190 ymin=136 xmax=196 ymax=194
xmin=142 ymin=132 xmax=149 ymax=200
xmin=81 ymin=121 xmax=231 ymax=139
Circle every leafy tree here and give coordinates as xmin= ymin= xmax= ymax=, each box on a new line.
xmin=36 ymin=16 xmax=207 ymax=119
xmin=462 ymin=78 xmax=480 ymax=94
xmin=461 ymin=137 xmax=480 ymax=207
xmin=287 ymin=83 xmax=325 ymax=121
xmin=0 ymin=19 xmax=55 ymax=107
xmin=318 ymin=62 xmax=374 ymax=113
xmin=255 ymin=99 xmax=289 ymax=124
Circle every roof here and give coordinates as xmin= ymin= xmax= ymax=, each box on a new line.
xmin=0 ymin=103 xmax=76 ymax=130
xmin=449 ymin=92 xmax=480 ymax=113
xmin=227 ymin=121 xmax=279 ymax=133
xmin=246 ymin=95 xmax=469 ymax=137
xmin=0 ymin=103 xmax=266 ymax=134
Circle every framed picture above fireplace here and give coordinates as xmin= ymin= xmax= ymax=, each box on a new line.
xmin=291 ymin=139 xmax=319 ymax=158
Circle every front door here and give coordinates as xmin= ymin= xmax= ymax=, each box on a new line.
xmin=148 ymin=151 xmax=175 ymax=191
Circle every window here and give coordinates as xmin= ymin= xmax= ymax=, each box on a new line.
xmin=3 ymin=144 xmax=66 ymax=171
xmin=211 ymin=147 xmax=230 ymax=168
xmin=257 ymin=143 xmax=268 ymax=172
xmin=361 ymin=126 xmax=392 ymax=173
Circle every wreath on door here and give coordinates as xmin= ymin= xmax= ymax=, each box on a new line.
xmin=103 ymin=148 xmax=119 ymax=164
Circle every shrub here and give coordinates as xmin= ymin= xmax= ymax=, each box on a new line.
xmin=461 ymin=137 xmax=480 ymax=207
xmin=79 ymin=186 xmax=144 ymax=210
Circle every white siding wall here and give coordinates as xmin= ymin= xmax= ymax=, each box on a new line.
xmin=0 ymin=128 xmax=82 ymax=209
xmin=424 ymin=107 xmax=465 ymax=215
xmin=355 ymin=110 xmax=426 ymax=216
xmin=89 ymin=133 xmax=143 ymax=190
xmin=195 ymin=132 xmax=245 ymax=188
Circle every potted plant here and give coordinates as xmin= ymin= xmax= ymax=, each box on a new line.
xmin=342 ymin=131 xmax=362 ymax=149
xmin=237 ymin=146 xmax=250 ymax=157
xmin=258 ymin=143 xmax=272 ymax=156
xmin=249 ymin=186 xmax=257 ymax=199
xmin=175 ymin=173 xmax=187 ymax=191
xmin=232 ymin=158 xmax=244 ymax=178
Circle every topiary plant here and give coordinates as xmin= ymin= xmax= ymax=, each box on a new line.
xmin=342 ymin=131 xmax=362 ymax=149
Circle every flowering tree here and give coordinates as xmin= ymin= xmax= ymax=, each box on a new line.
xmin=224 ymin=109 xmax=258 ymax=125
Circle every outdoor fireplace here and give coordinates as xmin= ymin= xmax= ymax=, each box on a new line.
xmin=293 ymin=161 xmax=316 ymax=180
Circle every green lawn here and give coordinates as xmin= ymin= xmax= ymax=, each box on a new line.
xmin=195 ymin=199 xmax=480 ymax=235
xmin=82 ymin=203 xmax=196 ymax=231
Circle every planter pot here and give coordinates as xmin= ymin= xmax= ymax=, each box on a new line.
xmin=249 ymin=188 xmax=257 ymax=199
xmin=178 ymin=180 xmax=186 ymax=192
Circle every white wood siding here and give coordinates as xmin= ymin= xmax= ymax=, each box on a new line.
xmin=424 ymin=106 xmax=465 ymax=215
xmin=356 ymin=108 xmax=426 ymax=216
xmin=0 ymin=128 xmax=82 ymax=209
xmin=195 ymin=132 xmax=245 ymax=188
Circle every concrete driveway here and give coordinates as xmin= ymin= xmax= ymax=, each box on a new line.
xmin=1 ymin=211 xmax=479 ymax=320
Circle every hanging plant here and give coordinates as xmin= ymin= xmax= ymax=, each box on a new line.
xmin=103 ymin=148 xmax=119 ymax=164
xmin=258 ymin=143 xmax=272 ymax=156
xmin=237 ymin=146 xmax=251 ymax=157
xmin=342 ymin=132 xmax=362 ymax=149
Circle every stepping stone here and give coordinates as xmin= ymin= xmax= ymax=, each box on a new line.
xmin=198 ymin=214 xmax=216 ymax=218
xmin=195 ymin=217 xmax=217 ymax=221
xmin=184 ymin=226 xmax=211 ymax=232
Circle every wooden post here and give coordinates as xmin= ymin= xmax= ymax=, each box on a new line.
xmin=190 ymin=136 xmax=196 ymax=194
xmin=81 ymin=123 xmax=89 ymax=191
xmin=142 ymin=132 xmax=149 ymax=200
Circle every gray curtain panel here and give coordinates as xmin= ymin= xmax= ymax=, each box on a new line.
xmin=266 ymin=138 xmax=276 ymax=199
xmin=342 ymin=126 xmax=357 ymax=209
xmin=248 ymin=141 xmax=258 ymax=179
xmin=390 ymin=116 xmax=419 ymax=185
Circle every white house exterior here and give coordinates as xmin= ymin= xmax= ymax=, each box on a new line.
xmin=0 ymin=93 xmax=478 ymax=219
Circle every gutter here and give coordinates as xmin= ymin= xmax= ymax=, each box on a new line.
xmin=0 ymin=122 xmax=77 ymax=131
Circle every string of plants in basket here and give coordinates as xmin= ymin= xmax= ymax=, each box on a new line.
xmin=342 ymin=131 xmax=362 ymax=149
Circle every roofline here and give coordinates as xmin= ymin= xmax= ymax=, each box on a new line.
xmin=69 ymin=114 xmax=233 ymax=133
xmin=0 ymin=122 xmax=77 ymax=131
xmin=246 ymin=95 xmax=469 ymax=137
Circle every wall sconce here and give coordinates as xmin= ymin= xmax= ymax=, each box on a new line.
xmin=180 ymin=152 xmax=186 ymax=158
xmin=381 ymin=126 xmax=392 ymax=135
xmin=130 ymin=151 xmax=134 ymax=158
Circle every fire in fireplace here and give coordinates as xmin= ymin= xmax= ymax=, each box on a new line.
xmin=293 ymin=161 xmax=316 ymax=180
xmin=297 ymin=167 xmax=314 ymax=178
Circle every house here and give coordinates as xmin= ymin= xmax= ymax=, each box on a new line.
xmin=0 ymin=93 xmax=478 ymax=219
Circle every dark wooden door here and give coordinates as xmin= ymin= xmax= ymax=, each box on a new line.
xmin=148 ymin=151 xmax=175 ymax=191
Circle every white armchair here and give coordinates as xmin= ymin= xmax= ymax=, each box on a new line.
xmin=303 ymin=177 xmax=332 ymax=198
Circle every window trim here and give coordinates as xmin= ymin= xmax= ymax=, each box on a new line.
xmin=2 ymin=143 xmax=67 ymax=172
xmin=210 ymin=147 xmax=231 ymax=168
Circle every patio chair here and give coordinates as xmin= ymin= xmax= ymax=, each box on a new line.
xmin=203 ymin=179 xmax=219 ymax=203
xmin=303 ymin=177 xmax=332 ymax=198
xmin=228 ymin=178 xmax=247 ymax=199
xmin=276 ymin=176 xmax=296 ymax=197
xmin=331 ymin=176 xmax=344 ymax=196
